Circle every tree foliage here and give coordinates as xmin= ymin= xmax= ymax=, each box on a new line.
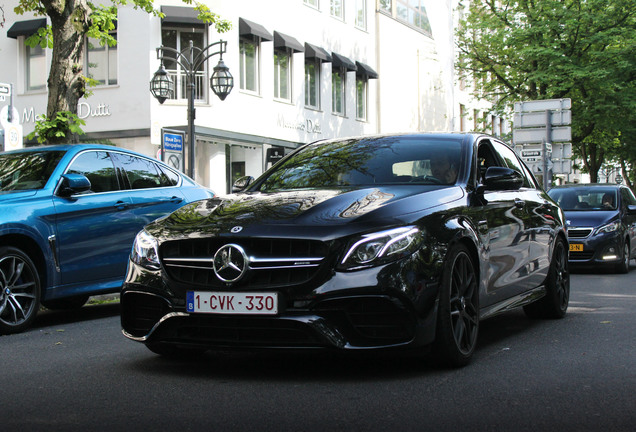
xmin=14 ymin=0 xmax=231 ymax=144
xmin=456 ymin=0 xmax=636 ymax=183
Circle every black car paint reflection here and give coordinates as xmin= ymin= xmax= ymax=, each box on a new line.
xmin=121 ymin=133 xmax=569 ymax=367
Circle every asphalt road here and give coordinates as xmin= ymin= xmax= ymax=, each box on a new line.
xmin=1 ymin=266 xmax=635 ymax=432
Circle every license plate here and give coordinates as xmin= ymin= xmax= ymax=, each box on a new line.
xmin=186 ymin=291 xmax=278 ymax=315
xmin=569 ymin=244 xmax=583 ymax=252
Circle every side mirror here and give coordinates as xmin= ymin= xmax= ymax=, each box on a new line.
xmin=232 ymin=175 xmax=254 ymax=193
xmin=482 ymin=167 xmax=524 ymax=191
xmin=57 ymin=173 xmax=92 ymax=197
xmin=627 ymin=205 xmax=636 ymax=216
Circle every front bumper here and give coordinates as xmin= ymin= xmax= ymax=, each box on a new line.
xmin=567 ymin=231 xmax=623 ymax=266
xmin=121 ymin=257 xmax=441 ymax=351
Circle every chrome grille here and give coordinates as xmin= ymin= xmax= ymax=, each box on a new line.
xmin=567 ymin=227 xmax=593 ymax=239
xmin=160 ymin=238 xmax=329 ymax=288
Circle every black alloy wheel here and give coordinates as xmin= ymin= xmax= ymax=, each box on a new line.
xmin=524 ymin=237 xmax=570 ymax=319
xmin=0 ymin=247 xmax=41 ymax=334
xmin=435 ymin=243 xmax=479 ymax=367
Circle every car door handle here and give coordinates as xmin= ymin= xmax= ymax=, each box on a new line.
xmin=168 ymin=196 xmax=184 ymax=204
xmin=514 ymin=199 xmax=525 ymax=209
xmin=114 ymin=200 xmax=129 ymax=211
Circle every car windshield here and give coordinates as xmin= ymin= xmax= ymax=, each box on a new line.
xmin=255 ymin=136 xmax=463 ymax=192
xmin=548 ymin=187 xmax=618 ymax=211
xmin=0 ymin=150 xmax=65 ymax=192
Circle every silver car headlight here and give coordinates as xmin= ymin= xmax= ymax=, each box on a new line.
xmin=131 ymin=229 xmax=160 ymax=270
xmin=339 ymin=226 xmax=423 ymax=270
xmin=595 ymin=221 xmax=619 ymax=235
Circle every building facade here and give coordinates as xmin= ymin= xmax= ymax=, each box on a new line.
xmin=1 ymin=0 xmax=501 ymax=194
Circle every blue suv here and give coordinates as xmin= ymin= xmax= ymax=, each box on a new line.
xmin=0 ymin=144 xmax=214 ymax=334
xmin=548 ymin=183 xmax=636 ymax=273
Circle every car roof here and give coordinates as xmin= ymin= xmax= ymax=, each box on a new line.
xmin=550 ymin=183 xmax=622 ymax=189
xmin=1 ymin=143 xmax=127 ymax=154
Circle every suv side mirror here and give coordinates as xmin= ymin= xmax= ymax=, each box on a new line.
xmin=232 ymin=176 xmax=254 ymax=193
xmin=482 ymin=167 xmax=524 ymax=191
xmin=58 ymin=173 xmax=92 ymax=197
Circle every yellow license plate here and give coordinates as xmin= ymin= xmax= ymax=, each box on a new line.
xmin=569 ymin=244 xmax=583 ymax=252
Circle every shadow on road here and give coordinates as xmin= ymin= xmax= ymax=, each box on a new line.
xmin=32 ymin=302 xmax=121 ymax=330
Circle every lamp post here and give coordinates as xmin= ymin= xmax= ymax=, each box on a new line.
xmin=150 ymin=40 xmax=233 ymax=179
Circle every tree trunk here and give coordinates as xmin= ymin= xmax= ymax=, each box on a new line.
xmin=42 ymin=0 xmax=91 ymax=143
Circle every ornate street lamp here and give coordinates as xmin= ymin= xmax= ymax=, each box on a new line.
xmin=150 ymin=40 xmax=233 ymax=179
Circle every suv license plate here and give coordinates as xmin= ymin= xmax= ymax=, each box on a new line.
xmin=186 ymin=291 xmax=278 ymax=315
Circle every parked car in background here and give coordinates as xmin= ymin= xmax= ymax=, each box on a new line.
xmin=547 ymin=183 xmax=636 ymax=273
xmin=122 ymin=133 xmax=569 ymax=367
xmin=0 ymin=144 xmax=214 ymax=334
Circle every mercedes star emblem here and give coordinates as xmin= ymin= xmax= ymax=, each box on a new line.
xmin=213 ymin=244 xmax=248 ymax=283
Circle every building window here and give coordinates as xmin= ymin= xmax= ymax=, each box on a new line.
xmin=356 ymin=76 xmax=367 ymax=120
xmin=355 ymin=0 xmax=366 ymax=30
xmin=86 ymin=32 xmax=118 ymax=86
xmin=240 ymin=39 xmax=259 ymax=93
xmin=332 ymin=68 xmax=345 ymax=115
xmin=26 ymin=44 xmax=47 ymax=91
xmin=305 ymin=59 xmax=321 ymax=109
xmin=459 ymin=104 xmax=466 ymax=131
xmin=304 ymin=0 xmax=319 ymax=8
xmin=161 ymin=27 xmax=206 ymax=101
xmin=331 ymin=0 xmax=344 ymax=20
xmin=396 ymin=0 xmax=432 ymax=36
xmin=274 ymin=48 xmax=292 ymax=101
xmin=379 ymin=0 xmax=392 ymax=12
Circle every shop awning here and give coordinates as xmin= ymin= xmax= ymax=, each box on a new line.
xmin=161 ymin=6 xmax=203 ymax=26
xmin=305 ymin=43 xmax=332 ymax=62
xmin=355 ymin=61 xmax=378 ymax=79
xmin=239 ymin=18 xmax=272 ymax=41
xmin=332 ymin=53 xmax=357 ymax=72
xmin=274 ymin=31 xmax=304 ymax=53
xmin=7 ymin=18 xmax=47 ymax=39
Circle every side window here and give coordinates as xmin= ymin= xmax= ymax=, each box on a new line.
xmin=116 ymin=154 xmax=163 ymax=189
xmin=492 ymin=141 xmax=534 ymax=188
xmin=157 ymin=165 xmax=180 ymax=187
xmin=66 ymin=151 xmax=119 ymax=193
xmin=476 ymin=141 xmax=500 ymax=182
xmin=620 ymin=188 xmax=636 ymax=207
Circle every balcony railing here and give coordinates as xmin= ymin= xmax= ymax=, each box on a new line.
xmin=166 ymin=69 xmax=207 ymax=101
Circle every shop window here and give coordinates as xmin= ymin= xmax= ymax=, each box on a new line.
xmin=355 ymin=76 xmax=367 ymax=120
xmin=355 ymin=0 xmax=366 ymax=30
xmin=240 ymin=39 xmax=259 ymax=93
xmin=26 ymin=44 xmax=47 ymax=91
xmin=330 ymin=0 xmax=344 ymax=20
xmin=332 ymin=68 xmax=346 ymax=115
xmin=161 ymin=26 xmax=206 ymax=101
xmin=396 ymin=0 xmax=432 ymax=36
xmin=86 ymin=32 xmax=118 ymax=86
xmin=274 ymin=48 xmax=292 ymax=101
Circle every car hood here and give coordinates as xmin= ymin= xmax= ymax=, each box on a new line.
xmin=564 ymin=210 xmax=618 ymax=228
xmin=148 ymin=186 xmax=464 ymax=239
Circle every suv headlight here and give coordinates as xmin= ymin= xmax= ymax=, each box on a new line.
xmin=595 ymin=221 xmax=620 ymax=235
xmin=339 ymin=226 xmax=423 ymax=270
xmin=131 ymin=229 xmax=160 ymax=270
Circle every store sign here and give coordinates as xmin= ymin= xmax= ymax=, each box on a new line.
xmin=277 ymin=115 xmax=322 ymax=135
xmin=266 ymin=147 xmax=285 ymax=164
xmin=20 ymin=102 xmax=112 ymax=124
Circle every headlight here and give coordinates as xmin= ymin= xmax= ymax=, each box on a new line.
xmin=131 ymin=229 xmax=160 ymax=270
xmin=339 ymin=226 xmax=423 ymax=270
xmin=595 ymin=221 xmax=619 ymax=235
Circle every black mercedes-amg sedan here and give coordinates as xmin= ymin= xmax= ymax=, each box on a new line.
xmin=121 ymin=133 xmax=569 ymax=367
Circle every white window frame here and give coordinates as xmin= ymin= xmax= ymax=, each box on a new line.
xmin=355 ymin=0 xmax=367 ymax=30
xmin=274 ymin=48 xmax=292 ymax=102
xmin=240 ymin=38 xmax=260 ymax=95
xmin=161 ymin=26 xmax=208 ymax=102
xmin=85 ymin=31 xmax=118 ymax=86
xmin=304 ymin=0 xmax=320 ymax=9
xmin=25 ymin=42 xmax=47 ymax=92
xmin=332 ymin=67 xmax=346 ymax=116
xmin=330 ymin=0 xmax=344 ymax=20
xmin=305 ymin=58 xmax=321 ymax=109
xmin=396 ymin=0 xmax=432 ymax=36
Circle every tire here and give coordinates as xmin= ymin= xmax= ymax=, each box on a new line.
xmin=434 ymin=243 xmax=479 ymax=368
xmin=615 ymin=240 xmax=630 ymax=274
xmin=0 ymin=247 xmax=41 ymax=334
xmin=42 ymin=295 xmax=90 ymax=310
xmin=524 ymin=237 xmax=570 ymax=319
